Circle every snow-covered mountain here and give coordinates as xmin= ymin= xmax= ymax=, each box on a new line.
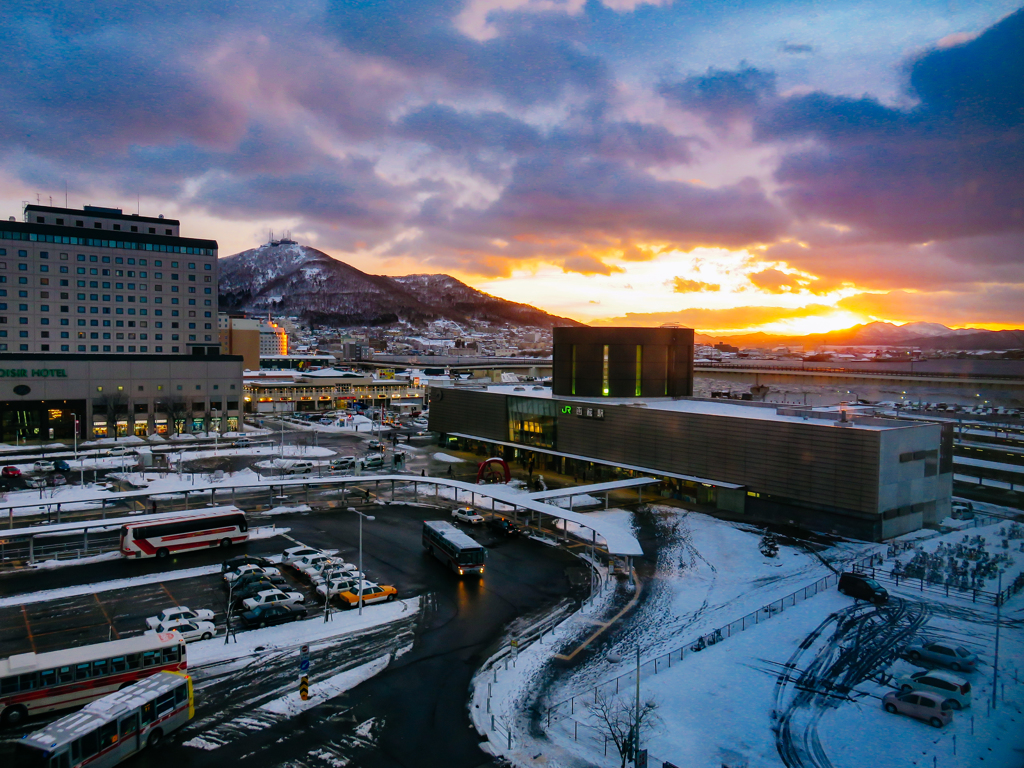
xmin=218 ymin=243 xmax=581 ymax=329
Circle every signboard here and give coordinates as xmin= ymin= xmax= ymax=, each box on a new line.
xmin=299 ymin=644 xmax=310 ymax=701
xmin=0 ymin=368 xmax=68 ymax=378
xmin=510 ymin=637 xmax=519 ymax=659
xmin=379 ymin=368 xmax=395 ymax=380
xmin=560 ymin=404 xmax=605 ymax=420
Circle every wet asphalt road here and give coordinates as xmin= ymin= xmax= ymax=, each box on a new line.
xmin=0 ymin=502 xmax=585 ymax=768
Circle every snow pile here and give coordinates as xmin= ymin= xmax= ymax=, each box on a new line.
xmin=432 ymin=452 xmax=465 ymax=463
xmin=259 ymin=655 xmax=390 ymax=716
xmin=262 ymin=504 xmax=312 ymax=516
xmin=188 ymin=597 xmax=420 ymax=667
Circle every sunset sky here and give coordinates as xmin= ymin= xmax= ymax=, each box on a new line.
xmin=1 ymin=1 xmax=1021 ymax=334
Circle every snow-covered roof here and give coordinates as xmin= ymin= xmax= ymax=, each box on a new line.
xmin=478 ymin=385 xmax=918 ymax=431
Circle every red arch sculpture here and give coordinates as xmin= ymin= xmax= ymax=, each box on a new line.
xmin=476 ymin=457 xmax=511 ymax=484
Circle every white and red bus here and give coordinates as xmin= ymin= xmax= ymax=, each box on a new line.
xmin=119 ymin=507 xmax=249 ymax=559
xmin=0 ymin=633 xmax=186 ymax=726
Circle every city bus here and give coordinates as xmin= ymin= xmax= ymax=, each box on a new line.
xmin=119 ymin=507 xmax=248 ymax=559
xmin=0 ymin=633 xmax=187 ymax=727
xmin=422 ymin=520 xmax=486 ymax=576
xmin=13 ymin=670 xmax=193 ymax=767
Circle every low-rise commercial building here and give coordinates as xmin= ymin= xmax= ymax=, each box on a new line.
xmin=244 ymin=368 xmax=424 ymax=413
xmin=0 ymin=353 xmax=244 ymax=440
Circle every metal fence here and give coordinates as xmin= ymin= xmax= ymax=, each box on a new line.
xmin=852 ymin=561 xmax=1021 ymax=606
xmin=540 ymin=561 xmax=860 ymax=731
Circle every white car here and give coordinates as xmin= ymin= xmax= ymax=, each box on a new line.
xmin=452 ymin=507 xmax=484 ymax=524
xmin=298 ymin=559 xmax=359 ymax=581
xmin=147 ymin=619 xmax=216 ymax=642
xmin=146 ymin=606 xmax=215 ymax=630
xmin=315 ymin=577 xmax=369 ymax=600
xmin=311 ymin=565 xmax=364 ymax=585
xmin=223 ymin=564 xmax=281 ymax=583
xmin=241 ymin=588 xmax=305 ymax=610
xmin=896 ymin=669 xmax=972 ymax=710
xmin=282 ymin=546 xmax=324 ymax=565
xmin=33 ymin=460 xmax=56 ymax=473
xmin=284 ymin=461 xmax=316 ymax=475
xmin=291 ymin=553 xmax=333 ymax=572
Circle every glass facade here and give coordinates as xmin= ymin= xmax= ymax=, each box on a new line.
xmin=507 ymin=396 xmax=557 ymax=449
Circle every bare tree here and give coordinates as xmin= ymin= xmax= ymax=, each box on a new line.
xmin=157 ymin=397 xmax=189 ymax=436
xmin=98 ymin=392 xmax=130 ymax=441
xmin=588 ymin=691 xmax=659 ymax=768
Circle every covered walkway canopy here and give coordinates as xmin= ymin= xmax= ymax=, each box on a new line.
xmin=525 ymin=477 xmax=659 ymax=501
xmin=3 ymin=475 xmax=646 ymax=558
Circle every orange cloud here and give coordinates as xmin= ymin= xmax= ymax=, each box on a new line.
xmin=670 ymin=277 xmax=720 ymax=293
xmin=592 ymin=303 xmax=837 ymax=331
xmin=838 ymin=288 xmax=1024 ymax=327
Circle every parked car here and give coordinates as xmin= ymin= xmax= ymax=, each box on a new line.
xmin=32 ymin=460 xmax=55 ymax=473
xmin=222 ymin=555 xmax=274 ymax=573
xmin=361 ymin=453 xmax=385 ymax=469
xmin=146 ymin=618 xmax=216 ymax=642
xmin=282 ymin=546 xmax=324 ymax=565
xmin=329 ymin=457 xmax=356 ymax=471
xmin=310 ymin=565 xmax=363 ymax=586
xmin=488 ymin=517 xmax=522 ymax=536
xmin=336 ymin=583 xmax=397 ymax=609
xmin=2 ymin=466 xmax=21 ymax=478
xmin=49 ymin=475 xmax=67 ymax=487
xmin=837 ymin=572 xmax=888 ymax=605
xmin=451 ymin=507 xmax=484 ymax=524
xmin=895 ymin=670 xmax=972 ymax=709
xmin=229 ymin=571 xmax=288 ymax=591
xmin=223 ymin=564 xmax=281 ymax=583
xmin=53 ymin=459 xmax=72 ymax=472
xmin=904 ymin=640 xmax=978 ymax=672
xmin=146 ymin=606 xmax=215 ymax=630
xmin=26 ymin=477 xmax=47 ymax=489
xmin=367 ymin=439 xmax=383 ymax=451
xmin=241 ymin=588 xmax=305 ymax=611
xmin=315 ymin=577 xmax=366 ymax=601
xmin=882 ymin=690 xmax=953 ymax=727
xmin=234 ymin=437 xmax=254 ymax=447
xmin=290 ymin=553 xmax=333 ymax=572
xmin=231 ymin=579 xmax=289 ymax=605
xmin=951 ymin=501 xmax=975 ymax=520
xmin=237 ymin=603 xmax=308 ymax=629
xmin=284 ymin=461 xmax=316 ymax=475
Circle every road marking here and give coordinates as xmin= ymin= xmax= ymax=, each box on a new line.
xmin=21 ymin=605 xmax=37 ymax=653
xmin=93 ymin=593 xmax=120 ymax=639
xmin=553 ymin=568 xmax=643 ymax=662
xmin=161 ymin=582 xmax=178 ymax=606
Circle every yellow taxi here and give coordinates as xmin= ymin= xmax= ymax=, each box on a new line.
xmin=336 ymin=582 xmax=398 ymax=609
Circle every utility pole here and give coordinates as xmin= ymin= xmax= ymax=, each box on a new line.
xmin=634 ymin=646 xmax=641 ymax=764
xmin=992 ymin=569 xmax=1003 ymax=711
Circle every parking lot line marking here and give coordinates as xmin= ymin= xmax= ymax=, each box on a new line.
xmin=21 ymin=606 xmax=37 ymax=653
xmin=31 ymin=622 xmax=117 ymax=639
xmin=160 ymin=583 xmax=178 ymax=606
xmin=94 ymin=593 xmax=120 ymax=639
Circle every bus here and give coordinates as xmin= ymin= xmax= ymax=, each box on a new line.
xmin=0 ymin=633 xmax=187 ymax=727
xmin=13 ymin=671 xmax=193 ymax=767
xmin=119 ymin=506 xmax=248 ymax=559
xmin=422 ymin=520 xmax=486 ymax=576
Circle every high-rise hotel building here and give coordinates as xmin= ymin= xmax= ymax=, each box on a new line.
xmin=0 ymin=205 xmax=243 ymax=442
xmin=0 ymin=204 xmax=220 ymax=355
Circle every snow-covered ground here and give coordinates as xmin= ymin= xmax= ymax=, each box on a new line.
xmin=432 ymin=452 xmax=465 ymax=463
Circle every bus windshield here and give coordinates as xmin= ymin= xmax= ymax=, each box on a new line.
xmin=11 ymin=743 xmax=49 ymax=767
xmin=458 ymin=549 xmax=485 ymax=566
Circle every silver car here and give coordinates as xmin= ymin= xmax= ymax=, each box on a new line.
xmin=905 ymin=640 xmax=978 ymax=672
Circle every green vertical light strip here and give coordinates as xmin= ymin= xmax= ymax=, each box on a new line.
xmin=635 ymin=345 xmax=642 ymax=397
xmin=602 ymin=345 xmax=609 ymax=395
xmin=571 ymin=344 xmax=576 ymax=396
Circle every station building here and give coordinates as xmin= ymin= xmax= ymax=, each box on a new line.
xmin=429 ymin=327 xmax=953 ymax=541
xmin=244 ymin=368 xmax=425 ymax=414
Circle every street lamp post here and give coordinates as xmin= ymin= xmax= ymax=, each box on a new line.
xmin=347 ymin=506 xmax=375 ymax=615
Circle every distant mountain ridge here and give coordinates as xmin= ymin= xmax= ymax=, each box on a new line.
xmin=700 ymin=321 xmax=1024 ymax=350
xmin=217 ymin=243 xmax=582 ymax=329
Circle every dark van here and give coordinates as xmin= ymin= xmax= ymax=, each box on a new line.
xmin=838 ymin=572 xmax=888 ymax=604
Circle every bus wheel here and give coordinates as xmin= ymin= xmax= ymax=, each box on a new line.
xmin=1 ymin=704 xmax=27 ymax=726
xmin=220 ymin=538 xmax=231 ymax=548
xmin=147 ymin=729 xmax=163 ymax=748
xmin=156 ymin=548 xmax=169 ymax=559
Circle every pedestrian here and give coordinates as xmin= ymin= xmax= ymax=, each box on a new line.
xmin=447 ymin=465 xmax=453 ymax=478
xmin=420 ymin=469 xmax=426 ymax=477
